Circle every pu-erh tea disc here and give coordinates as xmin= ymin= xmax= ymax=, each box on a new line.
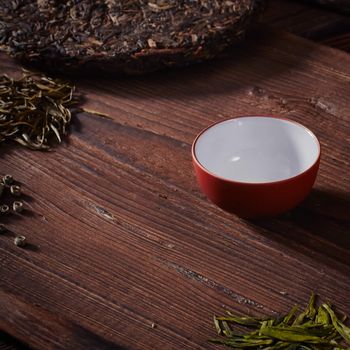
xmin=0 ymin=0 xmax=264 ymax=74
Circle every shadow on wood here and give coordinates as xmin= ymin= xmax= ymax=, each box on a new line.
xmin=0 ymin=291 xmax=129 ymax=350
xmin=246 ymin=187 xmax=350 ymax=273
xmin=0 ymin=331 xmax=29 ymax=350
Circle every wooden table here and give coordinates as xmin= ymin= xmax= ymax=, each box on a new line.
xmin=265 ymin=0 xmax=350 ymax=52
xmin=1 ymin=1 xmax=350 ymax=349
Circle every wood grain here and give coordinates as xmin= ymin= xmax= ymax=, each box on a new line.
xmin=265 ymin=0 xmax=350 ymax=52
xmin=0 ymin=27 xmax=350 ymax=350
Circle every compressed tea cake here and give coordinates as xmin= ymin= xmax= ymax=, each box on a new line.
xmin=0 ymin=0 xmax=263 ymax=74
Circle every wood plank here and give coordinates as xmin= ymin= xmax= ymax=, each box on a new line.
xmin=306 ymin=0 xmax=350 ymax=14
xmin=265 ymin=0 xmax=350 ymax=52
xmin=0 ymin=28 xmax=350 ymax=350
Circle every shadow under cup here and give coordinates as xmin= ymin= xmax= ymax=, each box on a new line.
xmin=192 ymin=116 xmax=321 ymax=219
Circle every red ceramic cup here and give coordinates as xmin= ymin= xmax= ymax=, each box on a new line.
xmin=192 ymin=116 xmax=321 ymax=219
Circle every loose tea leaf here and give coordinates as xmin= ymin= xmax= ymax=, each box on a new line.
xmin=210 ymin=293 xmax=350 ymax=349
xmin=1 ymin=174 xmax=25 ymax=216
xmin=259 ymin=325 xmax=333 ymax=343
xmin=323 ymin=304 xmax=350 ymax=343
xmin=1 ymin=174 xmax=29 ymax=246
xmin=282 ymin=306 xmax=299 ymax=326
xmin=315 ymin=306 xmax=330 ymax=325
xmin=0 ymin=71 xmax=75 ymax=150
xmin=293 ymin=292 xmax=316 ymax=326
xmin=14 ymin=235 xmax=26 ymax=247
xmin=216 ymin=314 xmax=266 ymax=327
xmin=80 ymin=108 xmax=113 ymax=120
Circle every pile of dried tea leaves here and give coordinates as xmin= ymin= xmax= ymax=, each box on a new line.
xmin=211 ymin=293 xmax=350 ymax=349
xmin=0 ymin=71 xmax=75 ymax=150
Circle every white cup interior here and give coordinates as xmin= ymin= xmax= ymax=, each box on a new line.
xmin=194 ymin=117 xmax=320 ymax=183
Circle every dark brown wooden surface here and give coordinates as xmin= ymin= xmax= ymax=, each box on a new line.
xmin=306 ymin=0 xmax=350 ymax=14
xmin=1 ymin=4 xmax=350 ymax=350
xmin=264 ymin=0 xmax=350 ymax=52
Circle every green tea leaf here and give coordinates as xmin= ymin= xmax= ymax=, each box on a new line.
xmin=293 ymin=292 xmax=316 ymax=326
xmin=282 ymin=306 xmax=299 ymax=326
xmin=263 ymin=341 xmax=293 ymax=349
xmin=209 ymin=337 xmax=273 ymax=348
xmin=316 ymin=306 xmax=330 ymax=325
xmin=222 ymin=321 xmax=234 ymax=337
xmin=217 ymin=315 xmax=264 ymax=327
xmin=210 ymin=294 xmax=350 ymax=350
xmin=214 ymin=316 xmax=223 ymax=335
xmin=323 ymin=304 xmax=350 ymax=344
xmin=260 ymin=325 xmax=331 ymax=344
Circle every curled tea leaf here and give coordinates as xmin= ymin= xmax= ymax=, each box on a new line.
xmin=0 ymin=71 xmax=76 ymax=150
xmin=315 ymin=306 xmax=330 ymax=325
xmin=323 ymin=304 xmax=350 ymax=343
xmin=293 ymin=292 xmax=316 ymax=326
xmin=282 ymin=306 xmax=299 ymax=326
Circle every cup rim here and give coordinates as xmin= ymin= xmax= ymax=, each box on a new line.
xmin=192 ymin=115 xmax=321 ymax=186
